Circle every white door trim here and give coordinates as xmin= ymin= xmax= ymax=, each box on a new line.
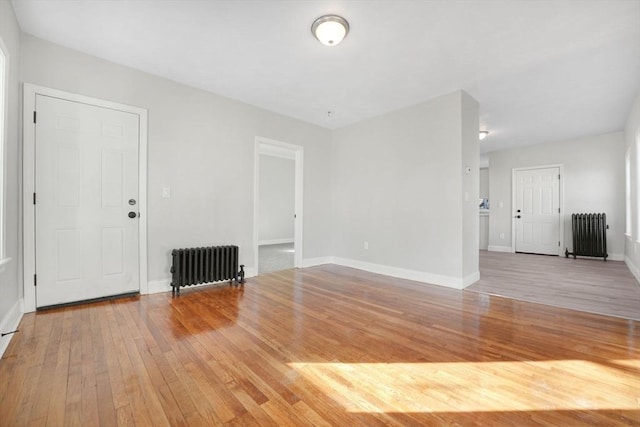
xmin=22 ymin=84 xmax=148 ymax=312
xmin=254 ymin=137 xmax=303 ymax=274
xmin=511 ymin=164 xmax=564 ymax=255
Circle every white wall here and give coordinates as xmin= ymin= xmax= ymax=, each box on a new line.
xmin=18 ymin=35 xmax=480 ymax=295
xmin=461 ymin=92 xmax=480 ymax=279
xmin=0 ymin=0 xmax=23 ymax=354
xmin=331 ymin=90 xmax=479 ymax=288
xmin=259 ymin=154 xmax=294 ymax=243
xmin=488 ymin=132 xmax=626 ymax=258
xmin=624 ymin=90 xmax=640 ymax=282
xmin=20 ymin=35 xmax=333 ymax=285
xmin=479 ymin=168 xmax=489 ymax=199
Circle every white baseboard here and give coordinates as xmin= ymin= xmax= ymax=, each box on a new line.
xmin=0 ymin=298 xmax=24 ymax=359
xmin=302 ymin=257 xmax=333 ymax=268
xmin=148 ymin=256 xmax=477 ymax=293
xmin=258 ymin=238 xmax=294 ymax=246
xmin=244 ymin=267 xmax=256 ymax=279
xmin=147 ymin=279 xmax=172 ymax=294
xmin=488 ymin=245 xmax=513 ymax=253
xmin=147 ymin=279 xmax=245 ymax=295
xmin=625 ymin=256 xmax=640 ymax=284
xmin=563 ymin=253 xmax=624 ymax=261
xmin=487 ymin=245 xmax=623 ymax=260
xmin=608 ymin=253 xmax=624 ymax=261
xmin=463 ymin=271 xmax=481 ymax=287
xmin=146 ymin=267 xmax=257 ymax=295
xmin=331 ymin=257 xmax=470 ymax=290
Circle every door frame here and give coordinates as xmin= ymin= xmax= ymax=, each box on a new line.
xmin=253 ymin=137 xmax=303 ymax=274
xmin=511 ymin=164 xmax=564 ymax=255
xmin=22 ymin=84 xmax=148 ymax=312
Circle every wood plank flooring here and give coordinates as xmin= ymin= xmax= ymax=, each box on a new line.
xmin=1 ymin=265 xmax=639 ymax=426
xmin=469 ymin=251 xmax=640 ymax=320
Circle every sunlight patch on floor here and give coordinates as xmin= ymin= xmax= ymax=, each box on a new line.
xmin=288 ymin=360 xmax=640 ymax=413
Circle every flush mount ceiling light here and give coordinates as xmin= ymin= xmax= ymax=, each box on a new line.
xmin=479 ymin=130 xmax=490 ymax=140
xmin=312 ymin=15 xmax=349 ymax=46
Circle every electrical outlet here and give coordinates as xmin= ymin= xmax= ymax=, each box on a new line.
xmin=500 ymin=233 xmax=505 ymax=240
xmin=364 ymin=241 xmax=369 ymax=250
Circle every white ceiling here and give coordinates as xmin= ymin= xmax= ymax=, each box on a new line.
xmin=11 ymin=0 xmax=640 ymax=153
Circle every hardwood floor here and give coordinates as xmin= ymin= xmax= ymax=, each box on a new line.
xmin=470 ymin=251 xmax=640 ymax=320
xmin=1 ymin=265 xmax=639 ymax=426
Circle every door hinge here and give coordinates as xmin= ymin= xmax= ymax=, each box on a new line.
xmin=558 ymin=174 xmax=560 ymax=180
xmin=33 ymin=111 xmax=36 ymax=124
xmin=34 ymin=274 xmax=37 ymax=287
xmin=558 ymin=208 xmax=560 ymax=213
xmin=33 ymin=193 xmax=36 ymax=205
xmin=558 ymin=241 xmax=560 ymax=247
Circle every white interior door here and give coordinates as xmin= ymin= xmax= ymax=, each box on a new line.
xmin=514 ymin=167 xmax=560 ymax=255
xmin=35 ymin=94 xmax=140 ymax=307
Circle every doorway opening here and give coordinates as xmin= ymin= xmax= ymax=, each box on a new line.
xmin=254 ymin=137 xmax=303 ymax=275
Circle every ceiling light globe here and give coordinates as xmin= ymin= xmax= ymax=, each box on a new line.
xmin=312 ymin=15 xmax=349 ymax=46
xmin=315 ymin=21 xmax=346 ymax=46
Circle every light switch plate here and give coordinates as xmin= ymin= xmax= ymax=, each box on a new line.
xmin=162 ymin=187 xmax=171 ymax=198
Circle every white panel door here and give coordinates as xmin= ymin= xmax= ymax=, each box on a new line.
xmin=515 ymin=167 xmax=560 ymax=255
xmin=35 ymin=94 xmax=140 ymax=307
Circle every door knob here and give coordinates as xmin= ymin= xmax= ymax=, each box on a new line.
xmin=516 ymin=209 xmax=521 ymax=213
xmin=128 ymin=212 xmax=137 ymax=218
xmin=515 ymin=215 xmax=521 ymax=219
